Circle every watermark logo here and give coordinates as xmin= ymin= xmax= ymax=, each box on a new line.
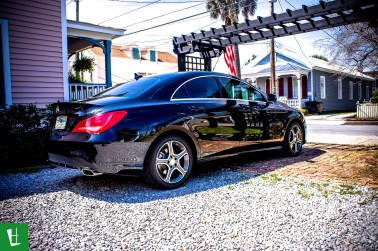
xmin=0 ymin=223 xmax=28 ymax=251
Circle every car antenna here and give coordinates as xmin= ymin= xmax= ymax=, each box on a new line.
xmin=134 ymin=73 xmax=143 ymax=80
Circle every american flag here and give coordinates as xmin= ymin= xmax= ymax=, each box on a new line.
xmin=224 ymin=45 xmax=236 ymax=76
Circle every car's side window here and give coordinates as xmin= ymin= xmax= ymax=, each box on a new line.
xmin=218 ymin=77 xmax=265 ymax=101
xmin=172 ymin=84 xmax=189 ymax=99
xmin=173 ymin=77 xmax=222 ymax=99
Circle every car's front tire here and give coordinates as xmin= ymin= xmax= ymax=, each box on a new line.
xmin=283 ymin=122 xmax=304 ymax=157
xmin=142 ymin=135 xmax=193 ymax=189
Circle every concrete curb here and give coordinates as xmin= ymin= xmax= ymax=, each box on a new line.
xmin=344 ymin=120 xmax=378 ymax=125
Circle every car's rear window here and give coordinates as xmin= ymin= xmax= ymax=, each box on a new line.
xmin=93 ymin=77 xmax=161 ymax=98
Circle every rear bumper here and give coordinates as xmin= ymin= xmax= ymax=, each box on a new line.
xmin=48 ymin=141 xmax=149 ymax=174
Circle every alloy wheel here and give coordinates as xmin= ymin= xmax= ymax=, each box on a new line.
xmin=289 ymin=124 xmax=303 ymax=154
xmin=155 ymin=140 xmax=190 ymax=184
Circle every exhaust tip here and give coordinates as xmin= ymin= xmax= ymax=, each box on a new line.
xmin=82 ymin=168 xmax=103 ymax=177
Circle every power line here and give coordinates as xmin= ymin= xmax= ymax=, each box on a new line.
xmin=124 ymin=0 xmax=262 ymax=36
xmin=126 ymin=2 xmax=204 ymax=28
xmin=111 ymin=0 xmax=271 ymax=51
xmin=153 ymin=19 xmax=220 ymax=48
xmin=110 ymin=0 xmax=204 ymax=3
xmin=135 ymin=14 xmax=210 ymax=33
xmin=98 ymin=0 xmax=162 ymax=25
xmin=277 ymin=0 xmax=314 ymax=67
xmin=283 ymin=0 xmax=295 ymax=9
xmin=97 ymin=65 xmax=134 ymax=82
xmin=125 ymin=10 xmax=210 ymax=35
xmin=275 ymin=41 xmax=301 ymax=55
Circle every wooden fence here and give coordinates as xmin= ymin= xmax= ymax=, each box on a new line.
xmin=357 ymin=101 xmax=378 ymax=119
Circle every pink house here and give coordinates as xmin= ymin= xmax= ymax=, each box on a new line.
xmin=0 ymin=0 xmax=125 ymax=108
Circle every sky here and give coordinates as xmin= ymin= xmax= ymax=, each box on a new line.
xmin=66 ymin=0 xmax=330 ymax=72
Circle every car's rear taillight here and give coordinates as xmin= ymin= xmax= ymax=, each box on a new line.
xmin=72 ymin=110 xmax=127 ymax=134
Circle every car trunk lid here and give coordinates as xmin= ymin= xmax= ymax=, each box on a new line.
xmin=50 ymin=102 xmax=100 ymax=133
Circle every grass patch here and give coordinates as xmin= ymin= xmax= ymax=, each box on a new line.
xmin=242 ymin=180 xmax=252 ymax=185
xmin=359 ymin=193 xmax=378 ymax=205
xmin=297 ymin=189 xmax=312 ymax=198
xmin=293 ymin=181 xmax=365 ymax=199
xmin=260 ymin=173 xmax=283 ymax=184
xmin=339 ymin=184 xmax=363 ymax=195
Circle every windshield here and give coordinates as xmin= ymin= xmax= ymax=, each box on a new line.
xmin=92 ymin=77 xmax=161 ymax=98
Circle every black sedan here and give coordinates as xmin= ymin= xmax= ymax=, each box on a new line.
xmin=48 ymin=71 xmax=306 ymax=189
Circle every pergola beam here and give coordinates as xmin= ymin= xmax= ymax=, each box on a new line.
xmin=173 ymin=0 xmax=377 ymax=57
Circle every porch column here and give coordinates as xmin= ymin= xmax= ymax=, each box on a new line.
xmin=296 ymin=73 xmax=301 ymax=108
xmin=104 ymin=40 xmax=112 ymax=88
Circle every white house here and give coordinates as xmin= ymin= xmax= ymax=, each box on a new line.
xmin=83 ymin=45 xmax=177 ymax=84
xmin=242 ymin=51 xmax=376 ymax=111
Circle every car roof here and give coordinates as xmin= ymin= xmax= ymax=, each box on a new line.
xmin=141 ymin=71 xmax=239 ymax=100
xmin=147 ymin=71 xmax=237 ymax=82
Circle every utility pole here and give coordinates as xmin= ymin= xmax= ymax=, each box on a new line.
xmin=75 ymin=0 xmax=79 ymax=21
xmin=270 ymin=0 xmax=277 ymax=95
xmin=75 ymin=0 xmax=80 ymax=80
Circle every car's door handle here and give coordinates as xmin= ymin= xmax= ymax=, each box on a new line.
xmin=189 ymin=105 xmax=205 ymax=112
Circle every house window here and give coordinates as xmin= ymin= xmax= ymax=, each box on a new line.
xmin=320 ymin=76 xmax=326 ymax=99
xmin=293 ymin=78 xmax=298 ymax=98
xmin=373 ymin=83 xmax=376 ymax=93
xmin=150 ymin=50 xmax=156 ymax=62
xmin=337 ymin=78 xmax=342 ymax=100
xmin=366 ymin=85 xmax=370 ymax=100
xmin=349 ymin=81 xmax=353 ymax=100
xmin=0 ymin=19 xmax=11 ymax=109
xmin=358 ymin=82 xmax=362 ymax=100
xmin=132 ymin=48 xmax=140 ymax=59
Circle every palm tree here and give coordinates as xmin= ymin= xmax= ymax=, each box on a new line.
xmin=206 ymin=0 xmax=258 ymax=77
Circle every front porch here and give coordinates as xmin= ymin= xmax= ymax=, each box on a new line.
xmin=279 ymin=98 xmax=309 ymax=108
xmin=66 ymin=20 xmax=125 ymax=101
xmin=247 ymin=72 xmax=311 ymax=109
xmin=69 ymin=83 xmax=107 ymax=101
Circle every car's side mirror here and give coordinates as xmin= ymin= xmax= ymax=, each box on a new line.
xmin=267 ymin=93 xmax=277 ymax=102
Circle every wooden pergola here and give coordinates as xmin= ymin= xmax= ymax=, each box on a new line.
xmin=173 ymin=0 xmax=377 ymax=72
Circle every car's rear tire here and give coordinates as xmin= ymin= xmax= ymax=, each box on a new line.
xmin=142 ymin=135 xmax=193 ymax=189
xmin=283 ymin=122 xmax=304 ymax=157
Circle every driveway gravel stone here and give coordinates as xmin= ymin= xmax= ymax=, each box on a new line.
xmin=1 ymin=146 xmax=377 ymax=250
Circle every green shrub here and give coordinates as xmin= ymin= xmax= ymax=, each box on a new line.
xmin=298 ymin=108 xmax=308 ymax=115
xmin=371 ymin=89 xmax=378 ymax=103
xmin=0 ymin=104 xmax=52 ymax=170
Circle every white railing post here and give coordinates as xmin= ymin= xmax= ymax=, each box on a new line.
xmin=296 ymin=73 xmax=301 ymax=109
xmin=69 ymin=83 xmax=108 ymax=101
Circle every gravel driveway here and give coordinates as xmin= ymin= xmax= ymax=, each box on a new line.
xmin=1 ymin=155 xmax=377 ymax=250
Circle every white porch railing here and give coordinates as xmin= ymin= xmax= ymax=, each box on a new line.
xmin=357 ymin=101 xmax=378 ymax=119
xmin=279 ymin=98 xmax=308 ymax=108
xmin=69 ymin=83 xmax=107 ymax=101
